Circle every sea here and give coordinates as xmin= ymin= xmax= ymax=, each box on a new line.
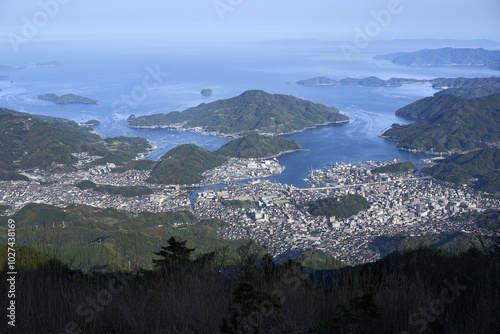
xmin=1 ymin=40 xmax=499 ymax=188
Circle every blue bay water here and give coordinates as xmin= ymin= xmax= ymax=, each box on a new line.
xmin=1 ymin=44 xmax=498 ymax=187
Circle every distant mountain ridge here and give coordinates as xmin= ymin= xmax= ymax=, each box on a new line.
xmin=374 ymin=47 xmax=500 ymax=70
xmin=297 ymin=76 xmax=430 ymax=87
xmin=297 ymin=76 xmax=500 ymax=98
xmin=128 ymin=90 xmax=348 ymax=137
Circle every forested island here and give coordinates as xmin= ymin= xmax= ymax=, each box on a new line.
xmin=128 ymin=90 xmax=349 ymax=136
xmin=374 ymin=47 xmax=500 ymax=70
xmin=201 ymin=88 xmax=213 ymax=96
xmin=38 ymin=93 xmax=100 ymax=104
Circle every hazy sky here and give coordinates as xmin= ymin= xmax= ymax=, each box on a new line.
xmin=0 ymin=0 xmax=499 ymax=42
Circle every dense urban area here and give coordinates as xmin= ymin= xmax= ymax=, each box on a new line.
xmin=1 ymin=152 xmax=497 ymax=265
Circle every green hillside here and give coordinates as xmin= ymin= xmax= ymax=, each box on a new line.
xmin=421 ymin=148 xmax=500 ymax=193
xmin=215 ymin=133 xmax=301 ymax=158
xmin=128 ymin=90 xmax=348 ymax=136
xmin=370 ymin=231 xmax=489 ymax=257
xmin=394 ymin=93 xmax=466 ymax=120
xmin=0 ymin=108 xmax=150 ymax=171
xmin=147 ymin=144 xmax=227 ymax=185
xmin=0 ymin=203 xmax=258 ymax=271
xmin=384 ymin=93 xmax=500 ymax=153
xmin=432 ymin=76 xmax=500 ymax=99
xmin=295 ymin=249 xmax=347 ymax=270
xmin=0 ymin=109 xmax=98 ymax=169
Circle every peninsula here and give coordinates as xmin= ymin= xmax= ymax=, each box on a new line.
xmin=128 ymin=90 xmax=348 ymax=137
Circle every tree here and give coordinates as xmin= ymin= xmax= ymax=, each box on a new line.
xmin=153 ymin=236 xmax=195 ymax=268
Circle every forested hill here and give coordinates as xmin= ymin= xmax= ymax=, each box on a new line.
xmin=374 ymin=47 xmax=500 ymax=70
xmin=0 ymin=108 xmax=150 ymax=173
xmin=421 ymin=148 xmax=500 ymax=193
xmin=432 ymin=77 xmax=500 ymax=99
xmin=384 ymin=93 xmax=500 ymax=153
xmin=147 ymin=144 xmax=227 ymax=185
xmin=395 ymin=94 xmax=466 ymax=120
xmin=394 ymin=77 xmax=500 ymax=120
xmin=128 ymin=90 xmax=349 ymax=136
xmin=215 ymin=133 xmax=301 ymax=158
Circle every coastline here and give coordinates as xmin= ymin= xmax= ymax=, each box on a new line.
xmin=382 ymin=135 xmax=491 ymax=156
xmin=127 ymin=119 xmax=350 ymax=139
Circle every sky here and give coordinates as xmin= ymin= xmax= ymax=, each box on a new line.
xmin=0 ymin=0 xmax=499 ymax=43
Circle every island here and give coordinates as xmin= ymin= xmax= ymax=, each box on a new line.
xmin=127 ymin=114 xmax=136 ymax=122
xmin=38 ymin=93 xmax=100 ymax=104
xmin=297 ymin=76 xmax=430 ymax=87
xmin=297 ymin=76 xmax=500 ymax=97
xmin=201 ymin=88 xmax=213 ymax=96
xmin=128 ymin=90 xmax=349 ymax=137
xmin=34 ymin=61 xmax=63 ymax=67
xmin=0 ymin=65 xmax=25 ymax=70
xmin=374 ymin=47 xmax=500 ymax=70
xmin=296 ymin=77 xmax=340 ymax=85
